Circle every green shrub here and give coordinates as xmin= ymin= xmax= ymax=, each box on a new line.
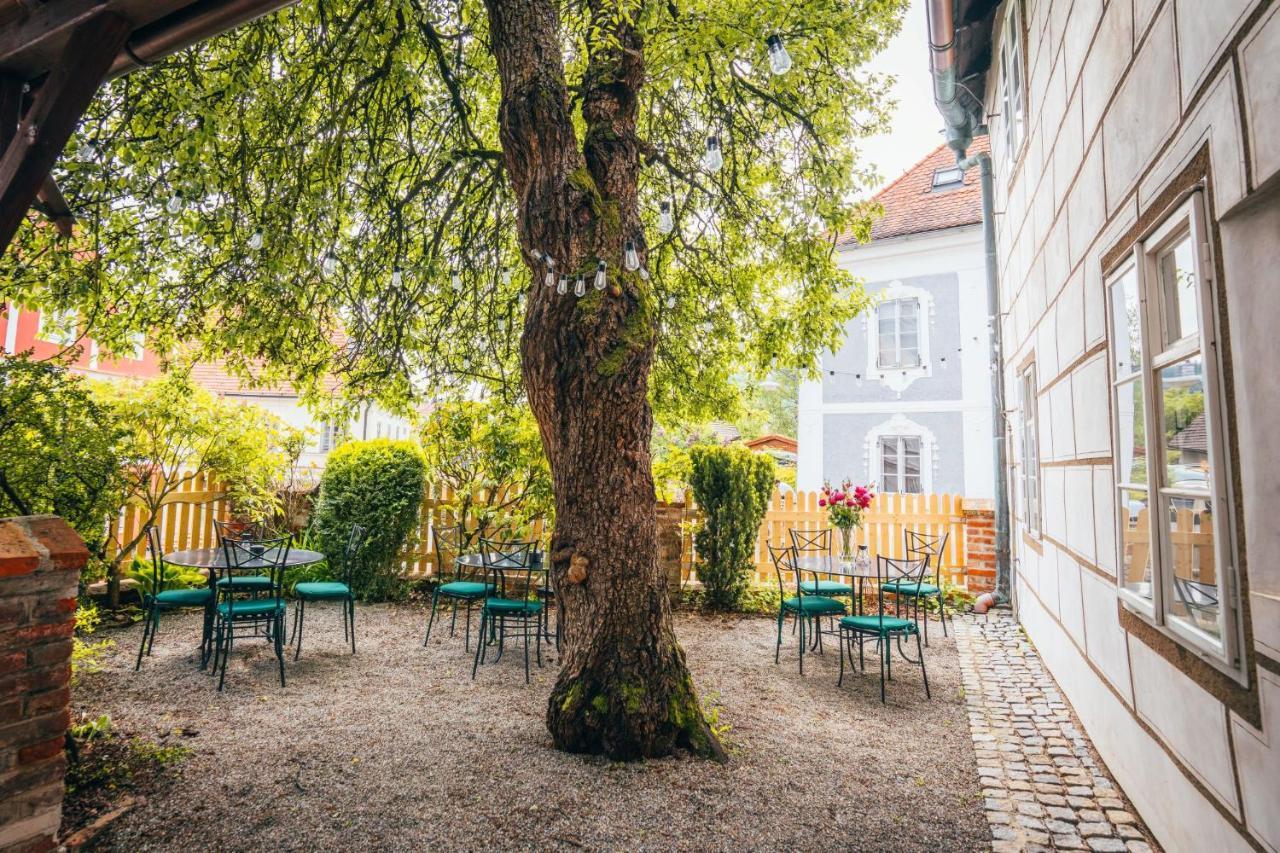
xmin=125 ymin=557 xmax=205 ymax=596
xmin=681 ymin=582 xmax=781 ymax=615
xmin=283 ymin=528 xmax=334 ymax=593
xmin=309 ymin=438 xmax=426 ymax=601
xmin=72 ymin=603 xmax=114 ymax=683
xmin=688 ymin=445 xmax=775 ymax=610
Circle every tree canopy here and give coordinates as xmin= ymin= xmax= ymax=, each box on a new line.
xmin=5 ymin=0 xmax=901 ymax=419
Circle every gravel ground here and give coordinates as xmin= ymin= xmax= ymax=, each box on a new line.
xmin=75 ymin=604 xmax=986 ymax=852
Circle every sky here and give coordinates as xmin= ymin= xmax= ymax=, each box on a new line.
xmin=859 ymin=0 xmax=946 ymax=193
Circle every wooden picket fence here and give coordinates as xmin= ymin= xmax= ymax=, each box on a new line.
xmin=106 ymin=474 xmax=971 ymax=588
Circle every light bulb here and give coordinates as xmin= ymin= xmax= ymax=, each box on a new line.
xmin=247 ymin=231 xmax=263 ymax=251
xmin=166 ymin=193 xmax=184 ymax=215
xmin=940 ymin=356 xmax=948 ymax=370
xmin=639 ymin=268 xmax=650 ymax=281
xmin=855 ymin=373 xmax=863 ymax=388
xmin=666 ymin=295 xmax=676 ymax=309
xmin=451 ymin=272 xmax=462 ymax=292
xmin=322 ymin=252 xmax=337 ymax=277
xmin=766 ymin=35 xmax=792 ymax=75
xmin=391 ymin=267 xmax=403 ymax=287
xmin=624 ymin=240 xmax=640 ymax=271
xmin=556 ymin=276 xmax=568 ymax=295
xmin=594 ymin=261 xmax=607 ymax=291
xmin=78 ymin=142 xmax=95 ymax=161
xmin=543 ymin=254 xmax=555 ymax=287
xmin=574 ymin=276 xmax=586 ymax=297
xmin=703 ymin=135 xmax=723 ymax=172
xmin=501 ymin=269 xmax=512 ymax=286
xmin=658 ymin=201 xmax=674 ymax=234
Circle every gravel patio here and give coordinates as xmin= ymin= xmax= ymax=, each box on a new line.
xmin=73 ymin=605 xmax=987 ymax=851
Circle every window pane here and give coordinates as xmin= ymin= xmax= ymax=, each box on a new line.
xmin=1119 ymin=488 xmax=1153 ymax=600
xmin=1161 ymin=496 xmax=1221 ymax=641
xmin=881 ymin=438 xmax=899 ymax=492
xmin=1110 ymin=267 xmax=1142 ymax=378
xmin=905 ymin=475 xmax=923 ymax=494
xmin=1159 ymin=355 xmax=1207 ymax=490
xmin=1157 ymin=233 xmax=1200 ymax=346
xmin=1115 ymin=376 xmax=1147 ymax=485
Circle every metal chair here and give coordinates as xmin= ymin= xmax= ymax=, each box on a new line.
xmin=471 ymin=539 xmax=543 ymax=683
xmin=423 ymin=524 xmax=493 ymax=650
xmin=767 ymin=542 xmax=847 ymax=675
xmin=882 ymin=529 xmax=951 ymax=645
xmin=838 ymin=555 xmax=931 ymax=703
xmin=134 ymin=526 xmax=215 ymax=671
xmin=291 ymin=524 xmax=365 ymax=659
xmin=789 ymin=528 xmax=853 ymax=598
xmin=210 ymin=534 xmax=291 ymax=691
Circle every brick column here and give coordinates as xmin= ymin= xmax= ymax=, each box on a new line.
xmin=655 ymin=502 xmax=685 ymax=602
xmin=963 ymin=500 xmax=997 ymax=594
xmin=0 ymin=516 xmax=85 ymax=853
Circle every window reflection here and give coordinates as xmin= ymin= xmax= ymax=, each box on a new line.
xmin=1160 ymin=355 xmax=1207 ymax=490
xmin=1115 ymin=377 xmax=1146 ymax=485
xmin=1110 ymin=267 xmax=1142 ymax=377
xmin=1119 ymin=489 xmax=1152 ymax=600
xmin=1163 ymin=497 xmax=1220 ymax=639
xmin=1157 ymin=235 xmax=1199 ymax=345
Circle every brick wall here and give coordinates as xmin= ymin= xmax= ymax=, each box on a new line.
xmin=963 ymin=500 xmax=996 ymax=594
xmin=0 ymin=516 xmax=85 ymax=853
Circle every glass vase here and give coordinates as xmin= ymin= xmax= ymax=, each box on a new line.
xmin=839 ymin=526 xmax=854 ymax=565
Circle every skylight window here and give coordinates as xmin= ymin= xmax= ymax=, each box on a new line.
xmin=931 ymin=166 xmax=965 ymax=190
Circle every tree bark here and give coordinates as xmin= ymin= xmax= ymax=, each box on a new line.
xmin=483 ymin=0 xmax=723 ymax=760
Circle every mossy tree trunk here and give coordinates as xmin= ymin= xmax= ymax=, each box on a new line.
xmin=483 ymin=0 xmax=723 ymax=760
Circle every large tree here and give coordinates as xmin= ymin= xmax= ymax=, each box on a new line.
xmin=5 ymin=0 xmax=902 ymax=758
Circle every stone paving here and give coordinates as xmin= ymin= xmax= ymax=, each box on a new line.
xmin=954 ymin=610 xmax=1160 ymax=852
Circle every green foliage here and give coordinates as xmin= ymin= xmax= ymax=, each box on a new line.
xmin=282 ymin=527 xmax=334 ymax=593
xmin=0 ymin=356 xmax=124 ymax=559
xmin=10 ymin=0 xmax=899 ymax=423
xmin=681 ymin=582 xmax=781 ymax=615
xmin=70 ymin=713 xmax=113 ymax=742
xmin=310 ymin=439 xmax=426 ymax=601
xmin=72 ymin=603 xmax=114 ymax=683
xmin=125 ymin=557 xmax=206 ymax=596
xmin=419 ymin=398 xmax=552 ymax=548
xmin=688 ymin=445 xmax=775 ymax=609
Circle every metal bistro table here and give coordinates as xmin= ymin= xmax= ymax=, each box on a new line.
xmin=454 ymin=551 xmax=554 ymax=647
xmin=794 ymin=553 xmax=879 ymax=615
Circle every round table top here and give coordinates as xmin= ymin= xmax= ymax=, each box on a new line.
xmin=163 ymin=546 xmax=326 ymax=570
xmin=455 ymin=552 xmax=545 ymax=570
xmin=793 ymin=554 xmax=879 ymax=578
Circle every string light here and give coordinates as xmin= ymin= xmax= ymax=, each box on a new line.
xmin=658 ymin=202 xmax=674 ymax=234
xmin=574 ymin=276 xmax=586 ymax=297
xmin=766 ymin=35 xmax=792 ymax=75
xmin=501 ymin=268 xmax=512 ymax=286
xmin=703 ymin=135 xmax=723 ymax=172
xmin=556 ymin=276 xmax=568 ymax=295
xmin=321 ymin=251 xmax=337 ymax=277
xmin=451 ymin=272 xmax=462 ymax=292
xmin=594 ymin=261 xmax=607 ymax=291
xmin=666 ymin=295 xmax=676 ymax=309
xmin=639 ymin=268 xmax=650 ymax=281
xmin=624 ymin=240 xmax=640 ymax=271
xmin=247 ymin=231 xmax=264 ymax=251
xmin=391 ymin=267 xmax=403 ymax=287
xmin=542 ymin=253 xmax=556 ymax=287
xmin=77 ymin=141 xmax=95 ymax=161
xmin=166 ymin=192 xmax=184 ymax=215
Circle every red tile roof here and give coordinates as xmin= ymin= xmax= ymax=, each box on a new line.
xmin=839 ymin=136 xmax=988 ymax=246
xmin=189 ymin=359 xmax=340 ymax=398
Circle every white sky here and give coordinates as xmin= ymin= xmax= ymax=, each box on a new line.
xmin=859 ymin=0 xmax=946 ymax=193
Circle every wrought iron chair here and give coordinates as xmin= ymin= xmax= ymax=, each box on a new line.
xmin=767 ymin=542 xmax=847 ymax=675
xmin=134 ymin=526 xmax=215 ymax=671
xmin=789 ymin=528 xmax=853 ymax=598
xmin=471 ymin=539 xmax=543 ymax=683
xmin=423 ymin=524 xmax=493 ymax=650
xmin=838 ymin=555 xmax=931 ymax=703
xmin=291 ymin=524 xmax=365 ymax=659
xmin=881 ymin=529 xmax=951 ymax=645
xmin=210 ymin=534 xmax=291 ymax=691
xmin=210 ymin=519 xmax=275 ymax=594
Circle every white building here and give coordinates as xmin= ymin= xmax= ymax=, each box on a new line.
xmin=798 ymin=140 xmax=994 ymax=498
xmin=930 ymin=0 xmax=1280 ymax=849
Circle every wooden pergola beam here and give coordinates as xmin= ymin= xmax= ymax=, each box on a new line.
xmin=0 ymin=11 xmax=131 ymax=254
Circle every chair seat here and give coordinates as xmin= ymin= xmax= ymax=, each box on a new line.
xmin=438 ymin=581 xmax=493 ymax=598
xmin=217 ymin=575 xmax=272 ymax=589
xmin=782 ymin=596 xmax=847 ymax=614
xmin=295 ymin=581 xmax=351 ymax=600
xmin=216 ymin=599 xmax=286 ymax=618
xmin=840 ymin=614 xmax=917 ymax=634
xmin=881 ymin=581 xmax=941 ymax=596
xmin=153 ymin=587 xmax=213 ymax=607
xmin=799 ymin=580 xmax=854 ymax=596
xmin=483 ymin=597 xmax=543 ymax=615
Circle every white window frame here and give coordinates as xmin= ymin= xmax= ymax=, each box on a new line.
xmin=35 ymin=309 xmax=79 ymax=347
xmin=878 ymin=435 xmax=925 ymax=494
xmin=1105 ymin=190 xmax=1244 ymax=681
xmin=876 ymin=298 xmax=922 ymax=370
xmin=864 ymin=414 xmax=936 ymax=494
xmin=998 ymin=0 xmax=1026 ymax=161
xmin=1020 ymin=364 xmax=1041 ymax=537
xmin=864 ymin=281 xmax=933 ymax=393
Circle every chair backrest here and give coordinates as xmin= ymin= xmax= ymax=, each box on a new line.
xmin=904 ymin=529 xmax=949 ymax=582
xmin=339 ymin=524 xmax=367 ymax=586
xmin=790 ymin=528 xmax=831 ymax=557
xmin=872 ymin=555 xmax=930 ymax=616
xmin=432 ymin=524 xmax=465 ymax=580
xmin=142 ymin=526 xmax=166 ymax=598
xmin=768 ymin=542 xmax=816 ymax=598
xmin=480 ymin=538 xmax=539 ymax=601
xmin=219 ymin=533 xmax=292 ymax=612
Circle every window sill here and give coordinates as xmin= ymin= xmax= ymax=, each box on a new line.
xmin=1117 ymin=596 xmax=1250 ymax=691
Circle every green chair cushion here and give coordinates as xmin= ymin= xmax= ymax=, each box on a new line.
xmin=839 ymin=614 xmax=917 ymax=633
xmin=295 ymin=581 xmax=351 ymax=600
xmin=483 ymin=597 xmax=543 ymax=615
xmin=799 ymin=580 xmax=854 ymax=596
xmin=782 ymin=596 xmax=847 ymax=614
xmin=153 ymin=587 xmax=213 ymax=607
xmin=438 ymin=581 xmax=493 ymax=598
xmin=216 ymin=599 xmax=286 ymax=618
xmin=880 ymin=581 xmax=941 ymax=596
xmin=217 ymin=575 xmax=272 ymax=588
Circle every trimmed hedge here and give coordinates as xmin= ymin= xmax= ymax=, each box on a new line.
xmin=688 ymin=444 xmax=775 ymax=610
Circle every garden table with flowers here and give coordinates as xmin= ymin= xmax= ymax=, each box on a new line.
xmin=802 ymin=480 xmax=878 ymax=614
